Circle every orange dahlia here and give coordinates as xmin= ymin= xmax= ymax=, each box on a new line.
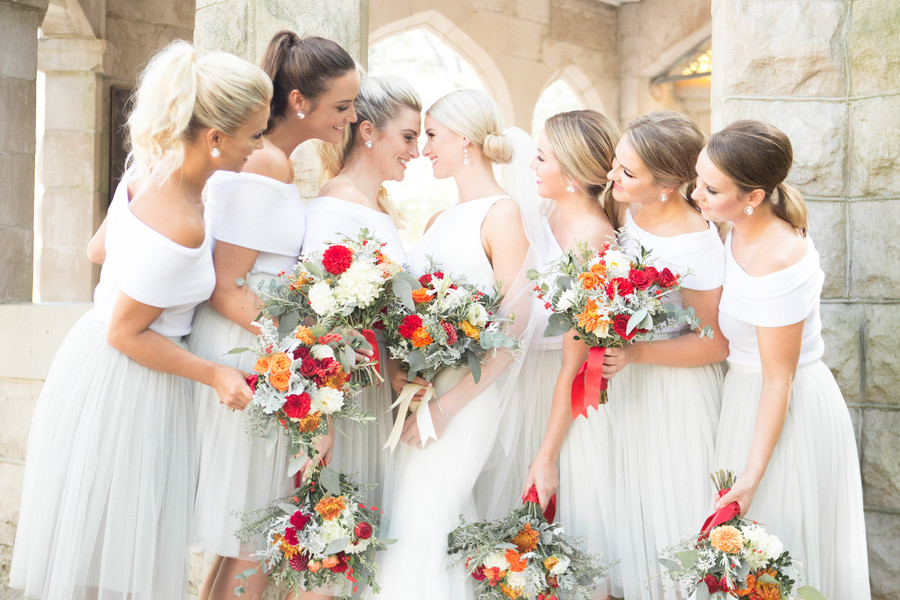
xmin=315 ymin=495 xmax=347 ymax=520
xmin=511 ymin=522 xmax=540 ymax=553
xmin=709 ymin=525 xmax=744 ymax=554
xmin=295 ymin=326 xmax=316 ymax=344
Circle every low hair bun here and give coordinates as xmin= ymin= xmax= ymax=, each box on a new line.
xmin=482 ymin=132 xmax=513 ymax=164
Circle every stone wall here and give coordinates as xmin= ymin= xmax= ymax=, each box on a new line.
xmin=712 ymin=1 xmax=900 ymax=598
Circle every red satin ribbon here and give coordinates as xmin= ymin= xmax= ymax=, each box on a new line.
xmin=570 ymin=346 xmax=607 ymax=419
xmin=361 ymin=329 xmax=380 ymax=369
xmin=523 ymin=485 xmax=557 ymax=523
xmin=698 ymin=488 xmax=741 ymax=539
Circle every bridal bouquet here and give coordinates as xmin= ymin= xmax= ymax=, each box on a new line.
xmin=252 ymin=229 xmax=403 ymax=386
xmin=448 ymin=486 xmax=612 ymax=600
xmin=381 ymin=268 xmax=518 ymax=450
xmin=242 ymin=317 xmax=374 ymax=473
xmin=531 ymin=238 xmax=709 ymax=412
xmin=659 ymin=470 xmax=825 ymax=600
xmin=234 ymin=465 xmax=389 ymax=598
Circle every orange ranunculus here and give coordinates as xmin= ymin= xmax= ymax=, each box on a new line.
xmin=411 ymin=326 xmax=434 ymax=348
xmin=411 ymin=288 xmax=432 ymax=304
xmin=511 ymin=523 xmax=540 ymax=554
xmin=295 ymin=326 xmax=316 ymax=344
xmin=460 ymin=320 xmax=481 ymax=341
xmin=709 ymin=525 xmax=744 ymax=554
xmin=268 ymin=370 xmax=291 ymax=391
xmin=269 ymin=352 xmax=292 ymax=374
xmin=321 ymin=555 xmax=340 ymax=569
xmin=590 ymin=261 xmax=607 ymax=277
xmin=579 ymin=271 xmax=602 ymax=290
xmin=296 ymin=412 xmax=322 ymax=433
xmin=500 ymin=583 xmax=522 ymax=599
xmin=254 ymin=356 xmax=271 ymax=374
xmin=504 ymin=549 xmax=527 ymax=572
xmin=315 ymin=495 xmax=347 ymax=520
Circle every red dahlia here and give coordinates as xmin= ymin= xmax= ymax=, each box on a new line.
xmin=322 ymin=244 xmax=354 ymax=275
xmin=283 ymin=392 xmax=312 ymax=419
xmin=399 ymin=315 xmax=424 ymax=339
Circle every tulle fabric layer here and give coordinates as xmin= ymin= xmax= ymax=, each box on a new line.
xmin=327 ymin=337 xmax=393 ymax=508
xmin=10 ymin=310 xmax=194 ymax=600
xmin=188 ymin=302 xmax=293 ymax=558
xmin=609 ymin=361 xmax=725 ymax=600
xmin=374 ymin=368 xmax=500 ymax=600
xmin=715 ymin=361 xmax=871 ymax=600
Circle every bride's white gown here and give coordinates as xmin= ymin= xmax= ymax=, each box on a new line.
xmin=374 ymin=196 xmax=511 ymax=600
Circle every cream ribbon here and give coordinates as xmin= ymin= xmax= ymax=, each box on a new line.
xmin=383 ymin=382 xmax=436 ymax=451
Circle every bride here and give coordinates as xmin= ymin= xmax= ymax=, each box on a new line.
xmin=375 ymin=89 xmax=542 ymax=599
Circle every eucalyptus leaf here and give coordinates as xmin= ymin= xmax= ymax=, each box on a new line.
xmin=223 ymin=346 xmax=250 ymax=355
xmin=675 ymin=550 xmax=700 ymax=569
xmin=735 ymin=560 xmax=751 ymax=579
xmin=556 ymin=275 xmax=576 ymax=291
xmin=627 ymin=308 xmax=648 ymax=334
xmin=319 ymin=465 xmax=342 ymax=495
xmin=658 ymin=557 xmax=682 ymax=572
xmin=340 ymin=345 xmax=356 ymax=372
xmin=526 ymin=269 xmax=540 ymax=280
xmin=407 ymin=349 xmax=426 ymax=376
xmin=480 ymin=331 xmax=517 ymax=349
xmin=287 ymin=455 xmax=307 ymax=477
xmin=756 ymin=574 xmax=778 ymax=585
xmin=392 ymin=277 xmax=415 ymax=312
xmin=266 ymin=304 xmax=285 ymax=317
xmin=797 ymin=586 xmax=828 ymax=600
xmin=278 ymin=503 xmax=297 ymax=515
xmin=467 ymin=350 xmax=482 ymax=384
xmin=278 ymin=311 xmax=300 ymax=337
xmin=544 ymin=312 xmax=572 ymax=337
xmin=323 ymin=537 xmax=350 ymax=555
xmin=241 ymin=568 xmax=258 ymax=578
xmin=303 ymin=262 xmax=325 ymax=278
xmin=695 ymin=582 xmax=710 ymax=600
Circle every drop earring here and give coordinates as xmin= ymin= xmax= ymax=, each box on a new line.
xmin=744 ymin=205 xmax=754 ymax=216
xmin=365 ymin=140 xmax=373 ymax=149
xmin=463 ymin=147 xmax=469 ymax=165
xmin=297 ymin=110 xmax=305 ymax=120
xmin=210 ymin=148 xmax=220 ymax=158
xmin=658 ymin=192 xmax=668 ymax=202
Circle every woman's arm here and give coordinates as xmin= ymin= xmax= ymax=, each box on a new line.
xmin=106 ymin=291 xmax=252 ymax=409
xmin=523 ymin=332 xmax=587 ymax=509
xmin=714 ymin=320 xmax=804 ymax=515
xmin=87 ymin=218 xmax=108 ymax=264
xmin=207 ymin=240 xmax=264 ymax=334
xmin=602 ymin=287 xmax=729 ymax=377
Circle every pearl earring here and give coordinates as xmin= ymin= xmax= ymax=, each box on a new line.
xmin=297 ymin=110 xmax=305 ymax=120
xmin=365 ymin=140 xmax=373 ymax=149
xmin=659 ymin=192 xmax=668 ymax=202
xmin=210 ymin=148 xmax=220 ymax=158
xmin=463 ymin=147 xmax=469 ymax=165
xmin=744 ymin=205 xmax=754 ymax=216
xmin=566 ymin=184 xmax=575 ymax=193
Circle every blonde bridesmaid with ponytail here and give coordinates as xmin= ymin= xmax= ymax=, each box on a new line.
xmin=10 ymin=41 xmax=270 ymax=599
xmin=694 ymin=120 xmax=870 ymax=600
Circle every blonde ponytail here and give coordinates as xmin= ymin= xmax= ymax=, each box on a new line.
xmin=773 ymin=182 xmax=809 ymax=236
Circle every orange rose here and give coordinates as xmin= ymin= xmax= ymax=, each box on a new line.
xmin=268 ymin=370 xmax=291 ymax=391
xmin=321 ymin=555 xmax=339 ymax=569
xmin=307 ymin=560 xmax=321 ymax=573
xmin=579 ymin=271 xmax=602 ymax=290
xmin=269 ymin=352 xmax=292 ymax=374
xmin=254 ymin=356 xmax=271 ymax=374
xmin=411 ymin=327 xmax=434 ymax=348
xmin=411 ymin=288 xmax=432 ymax=304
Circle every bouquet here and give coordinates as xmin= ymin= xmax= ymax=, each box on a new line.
xmin=242 ymin=317 xmax=374 ymax=474
xmin=381 ymin=267 xmax=518 ymax=450
xmin=234 ymin=465 xmax=389 ymax=598
xmin=530 ymin=238 xmax=709 ymax=413
xmin=659 ymin=470 xmax=825 ymax=600
xmin=252 ymin=229 xmax=403 ymax=386
xmin=448 ymin=486 xmax=612 ymax=600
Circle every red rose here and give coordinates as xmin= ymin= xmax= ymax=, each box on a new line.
xmin=300 ymin=358 xmax=318 ymax=377
xmin=644 ymin=266 xmax=660 ymax=283
xmin=440 ymin=322 xmax=458 ymax=345
xmin=703 ymin=575 xmax=718 ymax=593
xmin=284 ymin=526 xmax=298 ymax=546
xmin=329 ymin=552 xmax=349 ymax=573
xmin=289 ymin=553 xmax=309 ymax=571
xmin=320 ymin=357 xmax=341 ymax=376
xmin=399 ymin=315 xmax=424 ymax=340
xmin=606 ymin=277 xmax=634 ymax=299
xmin=292 ymin=346 xmax=310 ymax=360
xmin=628 ymin=268 xmax=652 ymax=290
xmin=290 ymin=510 xmax=311 ymax=530
xmin=354 ymin=521 xmax=373 ymax=540
xmin=471 ymin=564 xmax=486 ymax=581
xmin=419 ymin=272 xmax=444 ymax=287
xmin=322 ymin=244 xmax=353 ymax=275
xmin=659 ymin=267 xmax=678 ymax=288
xmin=612 ymin=313 xmax=637 ymax=341
xmin=283 ymin=393 xmax=311 ymax=419
xmin=245 ymin=374 xmax=258 ymax=391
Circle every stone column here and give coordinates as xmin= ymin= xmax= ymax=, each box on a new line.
xmin=34 ymin=38 xmax=111 ymax=302
xmin=0 ymin=0 xmax=49 ymax=303
xmin=194 ymin=0 xmax=369 ymax=199
xmin=711 ymin=1 xmax=900 ymax=597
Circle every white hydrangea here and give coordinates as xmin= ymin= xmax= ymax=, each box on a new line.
xmin=308 ymin=281 xmax=336 ymax=316
xmin=603 ymin=250 xmax=631 ymax=279
xmin=310 ymin=386 xmax=345 ymax=414
xmin=506 ymin=570 xmax=528 ymax=589
xmin=310 ymin=344 xmax=335 ymax=360
xmin=317 ymin=519 xmax=349 ymax=546
xmin=549 ymin=555 xmax=571 ymax=575
xmin=467 ymin=303 xmax=489 ymax=328
xmin=483 ymin=551 xmax=509 ymax=570
xmin=741 ymin=523 xmax=783 ymax=570
xmin=333 ymin=260 xmax=382 ymax=308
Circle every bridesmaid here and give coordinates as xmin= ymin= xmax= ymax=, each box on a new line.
xmin=519 ymin=110 xmax=621 ymax=596
xmin=376 ymin=89 xmax=539 ymax=599
xmin=601 ymin=111 xmax=729 ymax=600
xmin=9 ymin=42 xmax=269 ymax=599
xmin=301 ymin=75 xmax=421 ymax=509
xmin=695 ymin=120 xmax=870 ymax=599
xmin=188 ymin=31 xmax=358 ymax=600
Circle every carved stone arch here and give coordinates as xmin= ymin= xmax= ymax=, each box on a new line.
xmin=544 ymin=64 xmax=607 ymax=114
xmin=369 ymin=9 xmax=515 ymax=127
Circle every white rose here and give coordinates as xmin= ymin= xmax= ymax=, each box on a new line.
xmin=308 ymin=281 xmax=336 ymax=316
xmin=310 ymin=344 xmax=335 ymax=360
xmin=310 ymin=386 xmax=345 ymax=414
xmin=603 ymin=250 xmax=631 ymax=279
xmin=550 ymin=555 xmax=571 ymax=575
xmin=467 ymin=303 xmax=489 ymax=328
